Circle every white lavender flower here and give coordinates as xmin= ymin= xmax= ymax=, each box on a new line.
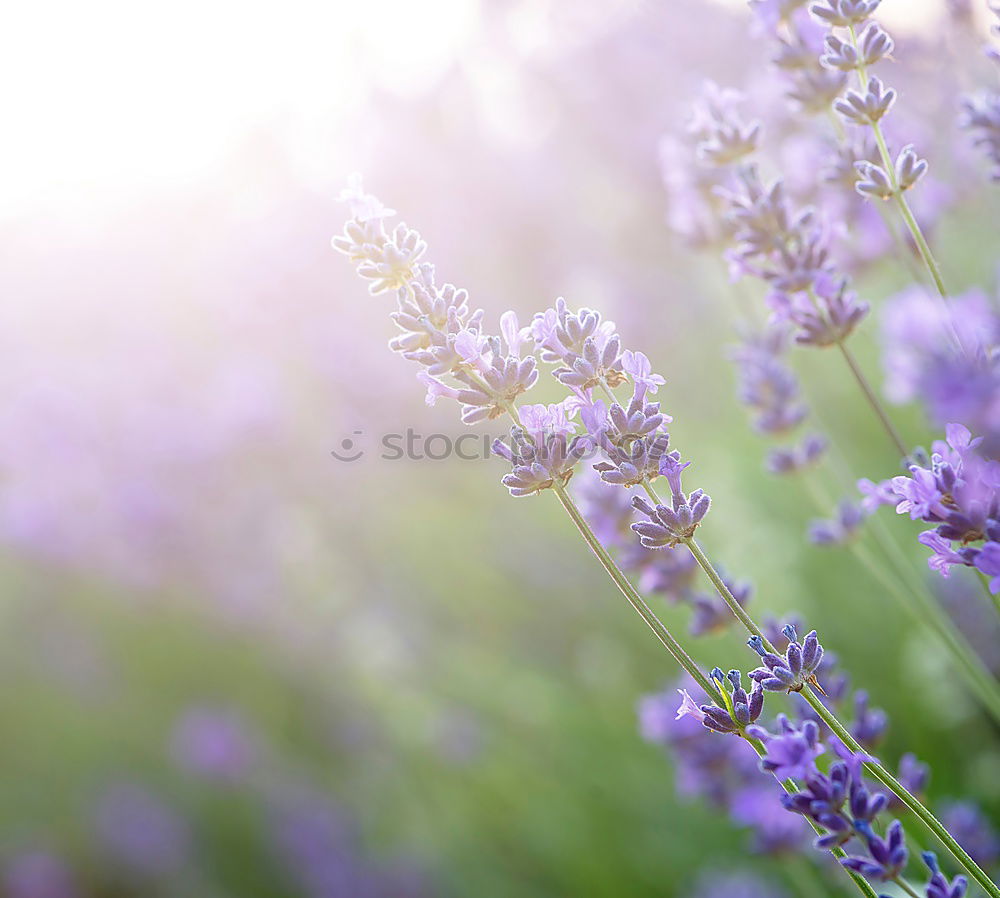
xmin=820 ymin=23 xmax=893 ymax=72
xmin=809 ymin=0 xmax=881 ymax=27
xmin=834 ymin=76 xmax=896 ymax=126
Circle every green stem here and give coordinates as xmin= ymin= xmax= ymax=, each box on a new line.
xmin=893 ymin=876 xmax=925 ymax=898
xmin=550 ymin=483 xmax=720 ymax=702
xmin=845 ymin=25 xmax=969 ymax=360
xmin=684 ymin=534 xmax=1000 ymax=898
xmin=834 ymin=340 xmax=909 ymax=461
xmin=746 ymin=738 xmax=880 ymax=898
xmin=849 ymin=539 xmax=1000 ymax=724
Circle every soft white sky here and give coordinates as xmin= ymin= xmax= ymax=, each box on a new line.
xmin=0 ymin=0 xmax=966 ymax=223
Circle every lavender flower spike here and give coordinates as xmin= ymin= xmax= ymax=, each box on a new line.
xmin=748 ymin=624 xmax=825 ymax=693
xmin=630 ymin=459 xmax=711 ymax=548
xmin=697 ymin=668 xmax=765 ymax=734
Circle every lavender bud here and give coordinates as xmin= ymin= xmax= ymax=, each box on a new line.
xmin=834 ymin=76 xmax=896 ymax=126
xmin=895 ymin=144 xmax=929 ymax=191
xmin=854 ymin=161 xmax=894 ymax=200
xmin=809 ymin=0 xmax=881 ymax=27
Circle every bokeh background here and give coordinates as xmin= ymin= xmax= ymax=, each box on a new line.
xmin=2 ymin=0 xmax=1000 ymax=895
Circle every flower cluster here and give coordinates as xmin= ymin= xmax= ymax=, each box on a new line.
xmin=888 ymin=424 xmax=1000 ymax=587
xmin=749 ymin=717 xmax=911 ymax=882
xmin=630 ymin=461 xmax=711 ymax=549
xmin=879 ymin=285 xmax=1000 ymax=453
xmin=810 ymin=0 xmax=932 ymax=204
xmin=748 ymin=624 xmax=825 ymax=694
xmin=576 ymin=471 xmax=749 ymax=637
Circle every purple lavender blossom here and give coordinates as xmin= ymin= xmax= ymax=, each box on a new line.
xmin=962 ymin=93 xmax=1000 ymax=182
xmin=639 ymin=679 xmax=763 ymax=807
xmin=923 ymin=852 xmax=970 ymax=898
xmin=889 ymin=424 xmax=1000 ymax=582
xmin=492 ymin=408 xmax=592 ymax=498
xmin=809 ymin=0 xmax=881 ymax=27
xmin=849 ymin=690 xmax=888 ymax=749
xmin=746 ymin=714 xmax=825 ymax=780
xmin=730 ymin=327 xmax=810 ymax=436
xmin=698 ymin=668 xmax=765 ymax=734
xmin=630 ymin=462 xmax=711 ymax=548
xmin=748 ymin=624 xmax=825 ymax=693
xmin=808 ymin=499 xmax=865 ymax=547
xmin=690 ymin=577 xmax=752 ymax=637
xmin=886 ymin=753 xmax=930 ymax=812
xmin=834 ymin=76 xmax=896 ymax=127
xmin=766 ymin=434 xmax=827 ymax=476
xmin=842 ymin=819 xmax=908 ymax=881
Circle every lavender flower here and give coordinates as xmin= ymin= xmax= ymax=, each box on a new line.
xmin=808 ymin=499 xmax=865 ymax=546
xmin=748 ymin=624 xmax=825 ymax=693
xmin=492 ymin=408 xmax=591 ymax=498
xmin=730 ymin=327 xmax=809 ymax=435
xmin=698 ymin=668 xmax=765 ymax=734
xmin=771 ymin=275 xmax=870 ymax=347
xmin=821 ymin=22 xmax=893 ymax=71
xmin=630 ymin=459 xmax=711 ymax=548
xmin=923 ymin=853 xmax=969 ymax=898
xmin=746 ymin=714 xmax=825 ymax=780
xmin=766 ymin=434 xmax=828 ymax=475
xmin=809 ymin=0 xmax=881 ymax=27
xmin=887 ymin=753 xmax=930 ymax=812
xmin=689 ymin=82 xmax=763 ymax=166
xmin=834 ymin=76 xmax=896 ymax=126
xmin=842 ymin=819 xmax=908 ymax=881
xmin=332 ymin=216 xmax=426 ymax=295
xmin=849 ymin=690 xmax=888 ymax=749
xmin=890 ymin=424 xmax=1000 ymax=581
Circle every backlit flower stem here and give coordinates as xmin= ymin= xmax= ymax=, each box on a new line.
xmin=559 ymin=476 xmax=877 ymax=898
xmin=682 ymin=533 xmax=1000 ymax=898
xmin=551 ymin=482 xmax=721 ymax=702
xmin=834 ymin=339 xmax=909 ymax=460
xmin=844 ymin=25 xmax=972 ymax=361
xmin=850 ymin=539 xmax=1000 ymax=722
xmin=796 ymin=471 xmax=1000 ymax=724
xmin=846 ymin=25 xmax=950 ymax=303
xmin=801 ymin=286 xmax=909 ymax=460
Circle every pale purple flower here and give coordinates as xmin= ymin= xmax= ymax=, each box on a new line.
xmin=622 ymin=350 xmax=666 ymax=397
xmin=857 ymin=477 xmax=896 ymax=513
xmin=746 ymin=714 xmax=825 ymax=780
xmin=676 ymin=688 xmax=706 ymax=722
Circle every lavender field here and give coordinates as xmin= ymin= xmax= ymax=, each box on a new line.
xmin=3 ymin=1 xmax=1000 ymax=896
